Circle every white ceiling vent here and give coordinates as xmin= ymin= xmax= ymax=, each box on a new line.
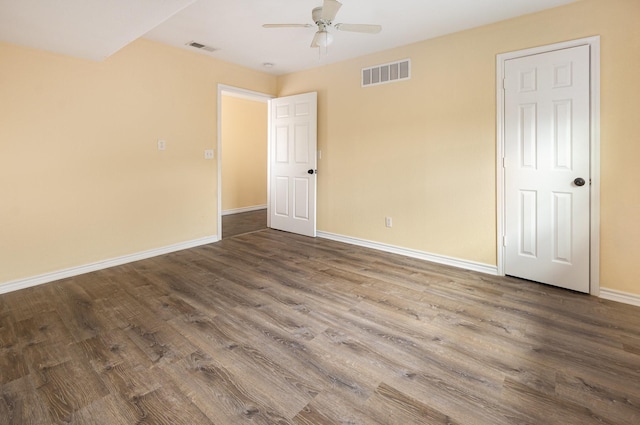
xmin=186 ymin=41 xmax=218 ymax=53
xmin=362 ymin=59 xmax=411 ymax=87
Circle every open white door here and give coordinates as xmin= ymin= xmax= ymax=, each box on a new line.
xmin=503 ymin=45 xmax=591 ymax=293
xmin=269 ymin=92 xmax=317 ymax=237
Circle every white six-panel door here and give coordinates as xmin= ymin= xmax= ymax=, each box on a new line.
xmin=269 ymin=92 xmax=317 ymax=237
xmin=504 ymin=45 xmax=591 ymax=293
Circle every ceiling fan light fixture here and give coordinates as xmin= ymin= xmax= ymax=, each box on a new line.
xmin=312 ymin=30 xmax=333 ymax=48
xmin=264 ymin=0 xmax=381 ymax=50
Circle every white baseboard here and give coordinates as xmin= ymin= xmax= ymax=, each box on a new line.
xmin=9 ymin=230 xmax=637 ymax=308
xmin=317 ymin=231 xmax=498 ymax=276
xmin=317 ymin=233 xmax=640 ymax=308
xmin=0 ymin=235 xmax=219 ymax=295
xmin=222 ymin=205 xmax=267 ymax=216
xmin=599 ymin=288 xmax=640 ymax=307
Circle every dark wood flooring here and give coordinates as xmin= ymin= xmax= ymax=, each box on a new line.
xmin=222 ymin=209 xmax=267 ymax=239
xmin=1 ymin=229 xmax=640 ymax=424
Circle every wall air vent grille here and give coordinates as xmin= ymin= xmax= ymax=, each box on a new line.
xmin=186 ymin=41 xmax=218 ymax=53
xmin=362 ymin=59 xmax=411 ymax=87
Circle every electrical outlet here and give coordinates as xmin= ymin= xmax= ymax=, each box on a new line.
xmin=204 ymin=149 xmax=214 ymax=160
xmin=157 ymin=139 xmax=166 ymax=151
xmin=385 ymin=217 xmax=393 ymax=228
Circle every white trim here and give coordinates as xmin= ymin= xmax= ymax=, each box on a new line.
xmin=318 ymin=231 xmax=498 ymax=276
xmin=0 ymin=236 xmax=219 ymax=295
xmin=222 ymin=90 xmax=269 ymax=103
xmin=589 ymin=39 xmax=602 ymax=297
xmin=267 ymin=100 xmax=272 ymax=230
xmin=217 ymin=84 xmax=274 ymax=239
xmin=222 ymin=205 xmax=267 ymax=216
xmin=496 ymin=36 xmax=601 ymax=296
xmin=219 ymin=85 xmax=273 ymax=102
xmin=599 ymin=288 xmax=640 ymax=308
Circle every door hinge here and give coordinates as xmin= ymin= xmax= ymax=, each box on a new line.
xmin=502 ymin=157 xmax=506 ymax=168
xmin=503 ymin=78 xmax=507 ymax=90
xmin=502 ymin=236 xmax=507 ymax=247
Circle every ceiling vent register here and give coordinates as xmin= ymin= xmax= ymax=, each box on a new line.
xmin=186 ymin=41 xmax=218 ymax=53
xmin=362 ymin=59 xmax=411 ymax=87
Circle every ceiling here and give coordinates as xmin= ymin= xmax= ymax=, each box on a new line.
xmin=1 ymin=0 xmax=578 ymax=75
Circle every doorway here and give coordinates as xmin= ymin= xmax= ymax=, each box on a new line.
xmin=496 ymin=37 xmax=601 ymax=295
xmin=217 ymin=86 xmax=319 ymax=240
xmin=217 ymin=85 xmax=272 ymax=239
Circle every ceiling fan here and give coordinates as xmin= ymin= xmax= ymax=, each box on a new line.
xmin=263 ymin=0 xmax=382 ymax=48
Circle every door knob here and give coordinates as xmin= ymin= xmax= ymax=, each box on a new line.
xmin=574 ymin=177 xmax=586 ymax=187
xmin=307 ymin=169 xmax=317 ymax=175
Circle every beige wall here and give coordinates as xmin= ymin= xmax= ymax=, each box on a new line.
xmin=0 ymin=39 xmax=276 ymax=284
xmin=277 ymin=0 xmax=640 ymax=296
xmin=221 ymin=95 xmax=268 ymax=212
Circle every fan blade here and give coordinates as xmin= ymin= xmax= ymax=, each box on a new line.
xmin=334 ymin=23 xmax=382 ymax=34
xmin=263 ymin=24 xmax=313 ymax=28
xmin=311 ymin=33 xmax=321 ymax=48
xmin=321 ymin=0 xmax=342 ymax=22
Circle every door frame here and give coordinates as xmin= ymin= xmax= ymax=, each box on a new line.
xmin=496 ymin=36 xmax=601 ymax=296
xmin=216 ymin=84 xmax=274 ymax=238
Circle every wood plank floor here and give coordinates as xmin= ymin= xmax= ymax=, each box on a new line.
xmin=222 ymin=209 xmax=267 ymax=239
xmin=1 ymin=229 xmax=639 ymax=424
